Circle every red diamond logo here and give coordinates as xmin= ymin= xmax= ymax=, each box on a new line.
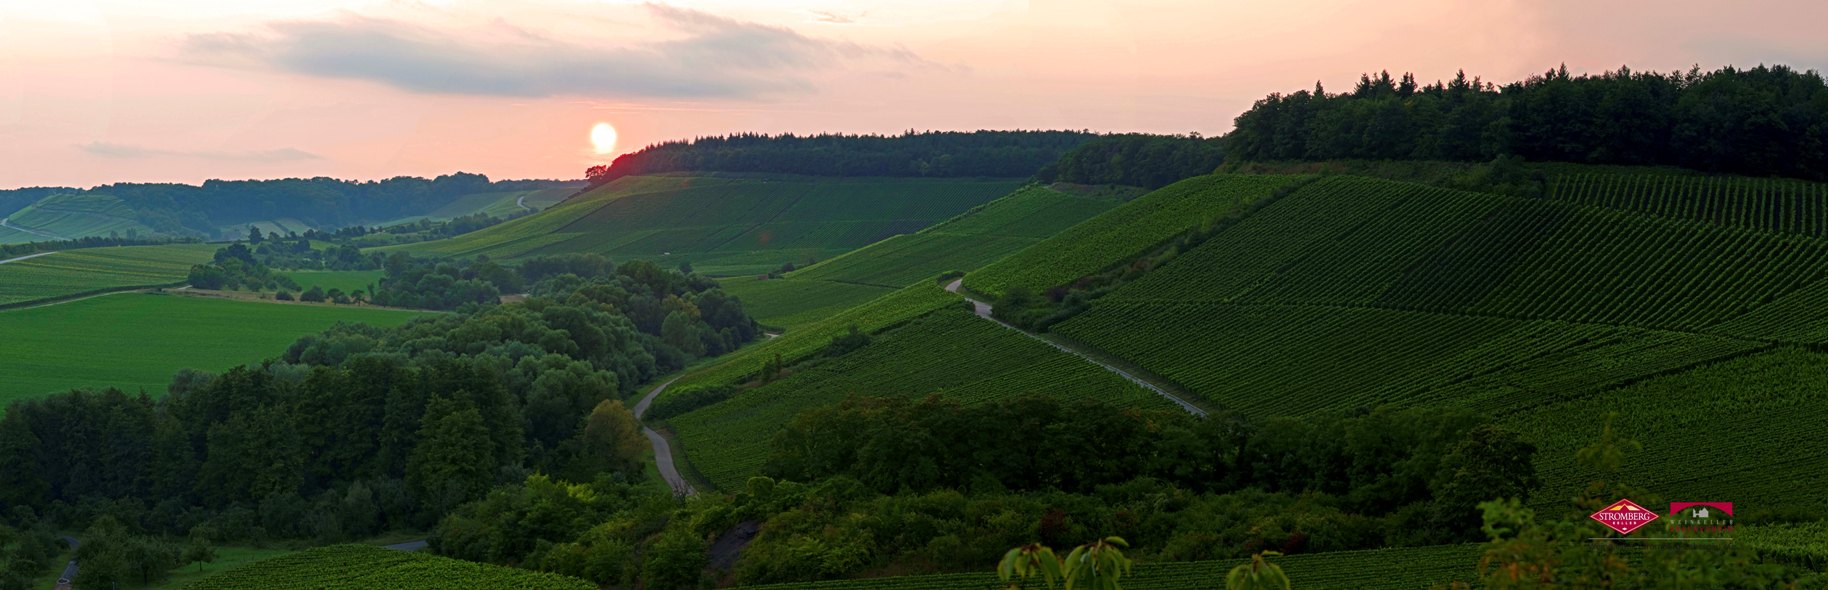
xmin=1590 ymin=498 xmax=1659 ymax=535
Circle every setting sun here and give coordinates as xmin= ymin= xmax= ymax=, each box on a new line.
xmin=590 ymin=122 xmax=618 ymax=155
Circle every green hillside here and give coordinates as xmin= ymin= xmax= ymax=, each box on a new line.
xmin=381 ymin=175 xmax=1024 ymax=276
xmin=741 ymin=543 xmax=1480 ymax=590
xmin=184 ymin=544 xmax=594 ymax=590
xmin=0 ymin=293 xmax=428 ymax=403
xmin=669 ymin=305 xmax=1171 ymax=489
xmin=963 ymin=174 xmax=1310 ymax=299
xmin=725 ymin=184 xmax=1122 ymax=327
xmin=0 ymin=243 xmax=219 ymax=306
xmin=944 ymin=172 xmax=1828 ymax=522
xmin=5 ymin=192 xmax=157 ymax=241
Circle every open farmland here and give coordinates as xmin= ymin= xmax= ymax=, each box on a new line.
xmin=0 ymin=292 xmax=428 ymax=403
xmin=382 ymin=175 xmax=1023 ymax=276
xmin=0 ymin=243 xmax=219 ymax=306
xmin=184 ymin=544 xmax=594 ymax=590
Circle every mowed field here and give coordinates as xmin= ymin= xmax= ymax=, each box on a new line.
xmin=0 ymin=293 xmax=429 ymax=404
xmin=939 ymin=171 xmax=1828 ymax=517
xmin=722 ymin=184 xmax=1124 ymax=328
xmin=382 ymin=175 xmax=1024 ymax=276
xmin=0 ymin=243 xmax=219 ymax=306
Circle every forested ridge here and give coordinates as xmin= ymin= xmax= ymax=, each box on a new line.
xmin=586 ymin=130 xmax=1099 ymax=184
xmin=1228 ymin=64 xmax=1828 ymax=180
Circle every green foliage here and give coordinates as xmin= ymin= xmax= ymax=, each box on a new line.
xmin=589 ymin=130 xmax=1098 ymax=182
xmin=1226 ymin=552 xmax=1291 ymax=590
xmin=0 ymin=243 xmax=218 ymax=306
xmin=999 ymin=543 xmax=1062 ymax=589
xmin=183 ymin=544 xmax=595 ymax=590
xmin=1063 ymin=537 xmax=1132 ymax=590
xmin=1037 ymin=133 xmax=1227 ymax=189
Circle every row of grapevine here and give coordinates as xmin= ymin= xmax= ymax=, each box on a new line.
xmin=964 ymin=174 xmax=1309 ymax=298
xmin=185 ymin=544 xmax=596 ymax=590
xmin=740 ymin=543 xmax=1480 ymax=589
xmin=671 ymin=308 xmax=1167 ymax=489
xmin=1504 ymin=347 xmax=1828 ymax=517
xmin=1546 ymin=172 xmax=1828 ymax=237
xmin=0 ymin=243 xmax=220 ymax=305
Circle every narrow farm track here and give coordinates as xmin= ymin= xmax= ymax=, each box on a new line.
xmin=945 ymin=279 xmax=1207 ymax=416
xmin=1 ymin=217 xmax=64 ymax=240
xmin=55 ymin=535 xmax=78 ymax=590
xmin=632 ymin=377 xmax=697 ymax=496
xmin=516 ymin=194 xmax=532 ymax=211
xmin=0 ymin=250 xmax=56 ymax=265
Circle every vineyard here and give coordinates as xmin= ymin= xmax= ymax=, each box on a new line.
xmin=1504 ymin=347 xmax=1828 ymax=516
xmin=183 ymin=544 xmax=595 ymax=590
xmin=0 ymin=243 xmax=219 ymax=306
xmin=1545 ymin=171 xmax=1828 ymax=237
xmin=725 ymin=185 xmax=1120 ymax=326
xmin=4 ymin=192 xmax=156 ymax=241
xmin=963 ymin=174 xmax=1309 ymax=298
xmin=385 ymin=175 xmax=1023 ymax=275
xmin=668 ymin=308 xmax=1170 ymax=489
xmin=739 ymin=543 xmax=1480 ymax=590
xmin=0 ymin=293 xmax=428 ymax=404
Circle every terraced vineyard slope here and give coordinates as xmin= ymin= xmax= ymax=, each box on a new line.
xmin=3 ymin=192 xmax=155 ymax=242
xmin=184 ymin=544 xmax=594 ymax=590
xmin=725 ymin=184 xmax=1122 ymax=327
xmin=383 ymin=175 xmax=1024 ymax=276
xmin=963 ymin=174 xmax=1309 ymax=299
xmin=0 ymin=243 xmax=219 ymax=307
xmin=1016 ymin=173 xmax=1828 ymax=524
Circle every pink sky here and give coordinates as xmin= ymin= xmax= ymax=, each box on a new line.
xmin=3 ymin=0 xmax=1823 ymax=188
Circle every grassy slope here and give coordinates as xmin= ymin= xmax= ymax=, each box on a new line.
xmin=741 ymin=543 xmax=1480 ymax=590
xmin=0 ymin=293 xmax=428 ymax=404
xmin=381 ymin=176 xmax=1023 ymax=276
xmin=724 ymin=185 xmax=1121 ymax=328
xmin=0 ymin=243 xmax=220 ymax=306
xmin=962 ymin=174 xmax=1310 ymax=299
xmin=6 ymin=192 xmax=157 ymax=240
xmin=183 ymin=544 xmax=593 ymax=590
xmin=669 ymin=307 xmax=1170 ymax=489
xmin=955 ymin=173 xmax=1828 ymax=520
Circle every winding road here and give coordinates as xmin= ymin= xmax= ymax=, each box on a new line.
xmin=944 ymin=279 xmax=1206 ymax=416
xmin=632 ymin=377 xmax=697 ymax=496
xmin=0 ymin=217 xmax=63 ymax=241
xmin=515 ymin=194 xmax=532 ymax=212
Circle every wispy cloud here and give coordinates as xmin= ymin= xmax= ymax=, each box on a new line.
xmin=80 ymin=142 xmax=322 ymax=162
xmin=180 ymin=3 xmax=924 ymax=99
xmin=811 ymin=10 xmax=865 ymax=25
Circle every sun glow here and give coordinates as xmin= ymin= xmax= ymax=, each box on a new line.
xmin=590 ymin=122 xmax=618 ymax=154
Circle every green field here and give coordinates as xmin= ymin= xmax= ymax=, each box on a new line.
xmin=1546 ymin=170 xmax=1828 ymax=237
xmin=382 ymin=175 xmax=1024 ymax=276
xmin=723 ymin=185 xmax=1121 ymax=327
xmin=278 ymin=269 xmax=387 ymax=294
xmin=741 ymin=543 xmax=1480 ymax=590
xmin=0 ymin=293 xmax=429 ymax=403
xmin=669 ymin=306 xmax=1171 ymax=489
xmin=183 ymin=544 xmax=593 ymax=590
xmin=4 ymin=192 xmax=156 ymax=241
xmin=147 ymin=546 xmax=297 ymax=589
xmin=0 ymin=243 xmax=220 ymax=306
xmin=963 ymin=174 xmax=1308 ymax=298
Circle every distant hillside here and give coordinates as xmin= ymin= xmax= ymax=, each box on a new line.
xmin=587 ymin=130 xmax=1098 ymax=184
xmin=1229 ymin=65 xmax=1828 ymax=180
xmin=0 ymin=173 xmax=582 ymax=243
xmin=384 ymin=174 xmax=1025 ymax=276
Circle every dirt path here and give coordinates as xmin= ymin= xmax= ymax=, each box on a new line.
xmin=0 ymin=250 xmax=56 ymax=265
xmin=515 ymin=194 xmax=532 ymax=211
xmin=384 ymin=540 xmax=428 ymax=552
xmin=632 ymin=377 xmax=697 ymax=496
xmin=944 ymin=279 xmax=1206 ymax=416
xmin=55 ymin=535 xmax=78 ymax=590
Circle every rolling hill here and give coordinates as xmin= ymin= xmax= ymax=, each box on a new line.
xmin=3 ymin=192 xmax=157 ymax=242
xmin=723 ymin=184 xmax=1127 ymax=327
xmin=382 ymin=175 xmax=1026 ymax=276
xmin=0 ymin=243 xmax=219 ymax=307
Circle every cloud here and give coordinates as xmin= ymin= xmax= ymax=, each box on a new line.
xmin=80 ymin=142 xmax=322 ymax=162
xmin=811 ymin=10 xmax=863 ymax=24
xmin=180 ymin=3 xmax=924 ymax=99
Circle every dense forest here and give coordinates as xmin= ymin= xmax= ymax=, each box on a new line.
xmin=1228 ymin=64 xmax=1828 ymax=180
xmin=0 ymin=173 xmax=578 ymax=239
xmin=1036 ymin=134 xmax=1228 ymax=189
xmin=0 ymin=256 xmax=756 ymax=587
xmin=585 ymin=130 xmax=1100 ymax=184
